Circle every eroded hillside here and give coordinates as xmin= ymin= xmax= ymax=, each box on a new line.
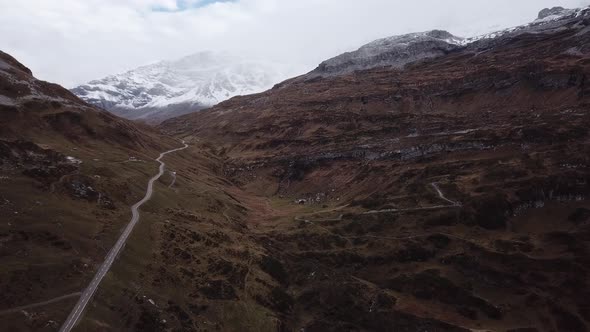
xmin=159 ymin=8 xmax=590 ymax=332
xmin=0 ymin=51 xmax=276 ymax=332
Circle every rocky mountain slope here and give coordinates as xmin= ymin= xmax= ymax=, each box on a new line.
xmin=160 ymin=6 xmax=590 ymax=331
xmin=71 ymin=52 xmax=296 ymax=123
xmin=0 ymin=52 xmax=173 ymax=148
xmin=0 ymin=49 xmax=179 ymax=329
xmin=538 ymin=6 xmax=577 ymax=20
xmin=305 ymin=6 xmax=589 ymax=79
xmin=309 ymin=30 xmax=464 ymax=77
xmin=0 ymin=51 xmax=274 ymax=332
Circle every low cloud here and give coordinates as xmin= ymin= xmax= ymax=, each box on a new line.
xmin=0 ymin=0 xmax=586 ymax=87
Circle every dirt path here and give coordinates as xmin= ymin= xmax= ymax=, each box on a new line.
xmin=0 ymin=293 xmax=81 ymax=316
xmin=59 ymin=142 xmax=188 ymax=332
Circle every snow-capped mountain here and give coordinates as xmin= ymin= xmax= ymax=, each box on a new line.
xmin=459 ymin=6 xmax=590 ymax=45
xmin=310 ymin=30 xmax=464 ymax=77
xmin=307 ymin=6 xmax=589 ymax=78
xmin=71 ymin=52 xmax=298 ymax=123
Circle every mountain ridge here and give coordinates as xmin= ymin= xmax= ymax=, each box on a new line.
xmin=308 ymin=30 xmax=464 ymax=77
xmin=303 ymin=6 xmax=590 ymax=79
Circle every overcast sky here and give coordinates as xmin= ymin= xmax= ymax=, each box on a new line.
xmin=1 ymin=0 xmax=588 ymax=87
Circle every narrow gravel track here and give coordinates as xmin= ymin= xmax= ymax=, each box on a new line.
xmin=59 ymin=142 xmax=188 ymax=332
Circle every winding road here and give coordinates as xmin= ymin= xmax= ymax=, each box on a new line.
xmin=59 ymin=142 xmax=188 ymax=332
xmin=363 ymin=182 xmax=461 ymax=214
xmin=294 ymin=182 xmax=461 ymax=221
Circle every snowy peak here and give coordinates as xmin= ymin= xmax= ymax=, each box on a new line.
xmin=459 ymin=6 xmax=590 ymax=46
xmin=310 ymin=30 xmax=463 ymax=77
xmin=362 ymin=30 xmax=463 ymax=50
xmin=307 ymin=5 xmax=590 ymax=79
xmin=72 ymin=51 xmax=297 ymax=123
xmin=537 ymin=6 xmax=574 ymax=20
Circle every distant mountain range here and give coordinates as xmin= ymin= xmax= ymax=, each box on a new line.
xmin=72 ymin=6 xmax=585 ymax=124
xmin=71 ymin=52 xmax=299 ymax=123
xmin=306 ymin=6 xmax=588 ymax=79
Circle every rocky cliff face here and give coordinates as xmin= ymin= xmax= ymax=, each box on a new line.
xmin=538 ymin=6 xmax=574 ymax=20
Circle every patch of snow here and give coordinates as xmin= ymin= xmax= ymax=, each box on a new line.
xmin=0 ymin=95 xmax=15 ymax=106
xmin=66 ymin=156 xmax=82 ymax=165
xmin=536 ymin=13 xmax=567 ymax=23
xmin=460 ymin=6 xmax=590 ymax=46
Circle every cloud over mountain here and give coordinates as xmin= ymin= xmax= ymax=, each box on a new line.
xmin=0 ymin=0 xmax=587 ymax=87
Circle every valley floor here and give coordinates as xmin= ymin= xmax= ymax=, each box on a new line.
xmin=2 ymin=128 xmax=590 ymax=332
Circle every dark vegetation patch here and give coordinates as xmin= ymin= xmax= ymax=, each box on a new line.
xmin=259 ymin=255 xmax=288 ymax=285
